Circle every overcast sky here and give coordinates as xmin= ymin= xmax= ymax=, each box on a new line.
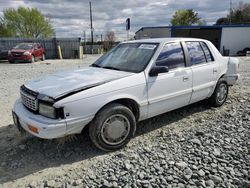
xmin=0 ymin=0 xmax=249 ymax=41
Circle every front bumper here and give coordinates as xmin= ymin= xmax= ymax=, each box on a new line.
xmin=13 ymin=99 xmax=94 ymax=139
xmin=13 ymin=99 xmax=67 ymax=139
xmin=8 ymin=55 xmax=32 ymax=62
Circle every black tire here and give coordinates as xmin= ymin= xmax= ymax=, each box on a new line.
xmin=89 ymin=103 xmax=136 ymax=151
xmin=41 ymin=53 xmax=45 ymax=61
xmin=9 ymin=60 xmax=14 ymax=64
xmin=208 ymin=78 xmax=228 ymax=107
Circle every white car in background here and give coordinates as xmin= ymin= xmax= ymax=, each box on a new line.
xmin=12 ymin=38 xmax=239 ymax=151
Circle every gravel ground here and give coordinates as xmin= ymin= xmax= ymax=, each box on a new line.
xmin=0 ymin=56 xmax=249 ymax=188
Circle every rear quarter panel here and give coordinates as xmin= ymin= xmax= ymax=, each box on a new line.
xmin=207 ymin=41 xmax=228 ymax=79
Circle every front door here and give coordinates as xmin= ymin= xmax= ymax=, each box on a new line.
xmin=33 ymin=44 xmax=40 ymax=59
xmin=147 ymin=42 xmax=193 ymax=118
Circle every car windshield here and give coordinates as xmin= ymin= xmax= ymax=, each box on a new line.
xmin=92 ymin=43 xmax=159 ymax=73
xmin=14 ymin=44 xmax=33 ymax=50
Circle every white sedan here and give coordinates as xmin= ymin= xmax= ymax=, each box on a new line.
xmin=12 ymin=38 xmax=239 ymax=151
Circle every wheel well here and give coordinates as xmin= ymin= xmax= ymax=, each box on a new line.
xmin=219 ymin=74 xmax=228 ymax=84
xmin=102 ymin=99 xmax=140 ymax=121
xmin=220 ymin=74 xmax=226 ymax=79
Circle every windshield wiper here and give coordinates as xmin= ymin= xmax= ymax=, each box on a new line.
xmin=102 ymin=66 xmax=121 ymax=71
xmin=91 ymin=64 xmax=101 ymax=68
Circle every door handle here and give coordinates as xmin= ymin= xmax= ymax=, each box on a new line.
xmin=183 ymin=76 xmax=189 ymax=82
xmin=213 ymin=69 xmax=218 ymax=73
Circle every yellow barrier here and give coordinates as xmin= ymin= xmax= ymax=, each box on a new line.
xmin=79 ymin=46 xmax=83 ymax=59
xmin=57 ymin=45 xmax=62 ymax=59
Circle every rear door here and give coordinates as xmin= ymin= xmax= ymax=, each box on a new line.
xmin=147 ymin=42 xmax=193 ymax=118
xmin=185 ymin=41 xmax=219 ymax=104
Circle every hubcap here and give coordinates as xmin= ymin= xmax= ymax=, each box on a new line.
xmin=217 ymin=83 xmax=227 ymax=103
xmin=101 ymin=114 xmax=130 ymax=145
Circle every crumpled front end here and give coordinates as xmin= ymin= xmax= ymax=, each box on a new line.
xmin=13 ymin=99 xmax=67 ymax=139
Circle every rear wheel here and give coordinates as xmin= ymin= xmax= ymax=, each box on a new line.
xmin=89 ymin=103 xmax=136 ymax=151
xmin=208 ymin=78 xmax=228 ymax=107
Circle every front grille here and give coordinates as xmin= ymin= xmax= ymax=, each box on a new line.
xmin=21 ymin=85 xmax=38 ymax=96
xmin=12 ymin=52 xmax=23 ymax=57
xmin=20 ymin=85 xmax=38 ymax=111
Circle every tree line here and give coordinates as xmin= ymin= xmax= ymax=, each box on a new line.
xmin=0 ymin=7 xmax=54 ymax=38
xmin=171 ymin=2 xmax=250 ymax=26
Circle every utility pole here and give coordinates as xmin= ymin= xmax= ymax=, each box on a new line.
xmin=84 ymin=31 xmax=87 ymax=57
xmin=89 ymin=1 xmax=94 ymax=53
xmin=229 ymin=0 xmax=232 ymax=24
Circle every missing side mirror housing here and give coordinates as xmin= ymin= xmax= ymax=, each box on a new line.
xmin=149 ymin=66 xmax=169 ymax=77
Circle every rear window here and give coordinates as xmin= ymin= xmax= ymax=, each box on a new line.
xmin=186 ymin=42 xmax=206 ymax=65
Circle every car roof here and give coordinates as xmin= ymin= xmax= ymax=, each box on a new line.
xmin=16 ymin=43 xmax=38 ymax=45
xmin=124 ymin=37 xmax=208 ymax=44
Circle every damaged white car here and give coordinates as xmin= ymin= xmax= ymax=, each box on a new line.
xmin=12 ymin=38 xmax=239 ymax=151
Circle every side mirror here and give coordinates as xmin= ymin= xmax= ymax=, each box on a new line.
xmin=149 ymin=66 xmax=169 ymax=77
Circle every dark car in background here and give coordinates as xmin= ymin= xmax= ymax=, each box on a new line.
xmin=0 ymin=45 xmax=9 ymax=60
xmin=8 ymin=43 xmax=45 ymax=63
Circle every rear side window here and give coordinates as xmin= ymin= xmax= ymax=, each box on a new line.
xmin=186 ymin=42 xmax=206 ymax=65
xmin=200 ymin=42 xmax=213 ymax=62
xmin=156 ymin=42 xmax=185 ymax=69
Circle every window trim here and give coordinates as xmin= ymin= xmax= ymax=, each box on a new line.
xmin=155 ymin=42 xmax=187 ymax=71
xmin=199 ymin=42 xmax=214 ymax=63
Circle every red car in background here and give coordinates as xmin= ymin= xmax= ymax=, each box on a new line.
xmin=8 ymin=43 xmax=45 ymax=63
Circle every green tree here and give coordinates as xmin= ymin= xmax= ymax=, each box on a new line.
xmin=215 ymin=3 xmax=250 ymax=25
xmin=171 ymin=9 xmax=200 ymax=26
xmin=1 ymin=7 xmax=54 ymax=38
xmin=0 ymin=17 xmax=13 ymax=37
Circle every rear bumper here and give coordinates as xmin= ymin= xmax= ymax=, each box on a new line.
xmin=12 ymin=99 xmax=93 ymax=139
xmin=225 ymin=74 xmax=239 ymax=86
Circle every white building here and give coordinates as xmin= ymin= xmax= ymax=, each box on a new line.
xmin=135 ymin=25 xmax=250 ymax=55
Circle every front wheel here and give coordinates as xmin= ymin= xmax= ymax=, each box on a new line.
xmin=41 ymin=53 xmax=45 ymax=61
xmin=31 ymin=55 xmax=35 ymax=63
xmin=208 ymin=78 xmax=228 ymax=107
xmin=89 ymin=103 xmax=136 ymax=151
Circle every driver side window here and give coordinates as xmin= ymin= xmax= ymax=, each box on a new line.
xmin=156 ymin=42 xmax=185 ymax=70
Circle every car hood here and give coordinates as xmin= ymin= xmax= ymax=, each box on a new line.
xmin=11 ymin=49 xmax=27 ymax=53
xmin=24 ymin=67 xmax=134 ymax=100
